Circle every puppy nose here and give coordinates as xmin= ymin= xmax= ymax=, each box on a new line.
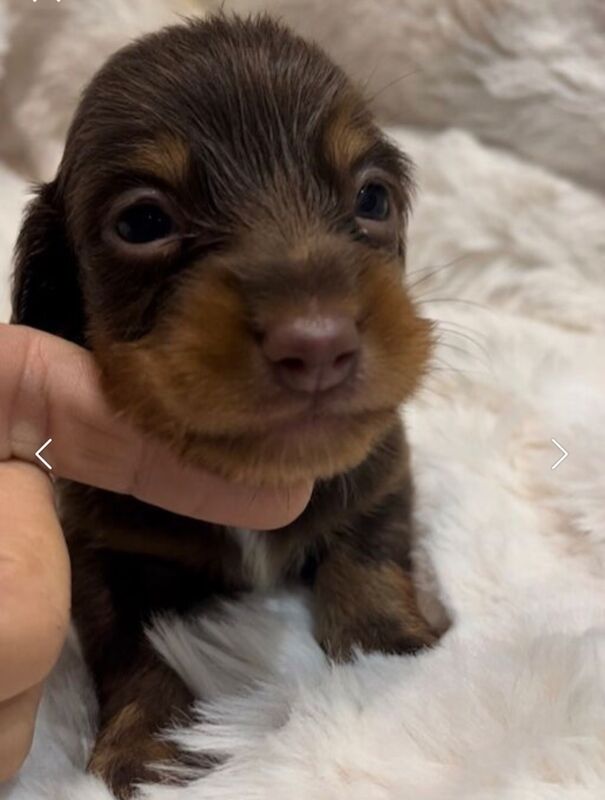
xmin=262 ymin=314 xmax=360 ymax=394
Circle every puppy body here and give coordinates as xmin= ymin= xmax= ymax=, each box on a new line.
xmin=12 ymin=14 xmax=435 ymax=798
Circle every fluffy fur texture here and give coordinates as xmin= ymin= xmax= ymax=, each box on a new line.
xmin=1 ymin=1 xmax=605 ymax=798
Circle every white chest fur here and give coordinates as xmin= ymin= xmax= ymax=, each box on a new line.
xmin=231 ymin=528 xmax=279 ymax=590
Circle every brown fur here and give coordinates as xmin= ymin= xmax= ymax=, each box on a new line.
xmin=315 ymin=559 xmax=438 ymax=660
xmin=11 ymin=13 xmax=437 ymax=799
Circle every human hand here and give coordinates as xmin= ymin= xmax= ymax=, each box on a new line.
xmin=0 ymin=323 xmax=312 ymax=781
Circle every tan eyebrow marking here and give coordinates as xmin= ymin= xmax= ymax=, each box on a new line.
xmin=130 ymin=134 xmax=190 ymax=185
xmin=323 ymin=95 xmax=376 ymax=175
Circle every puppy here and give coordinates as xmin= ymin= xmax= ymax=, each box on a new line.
xmin=12 ymin=13 xmax=436 ymax=799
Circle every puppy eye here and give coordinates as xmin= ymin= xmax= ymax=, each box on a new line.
xmin=116 ymin=203 xmax=175 ymax=244
xmin=355 ymin=182 xmax=390 ymax=221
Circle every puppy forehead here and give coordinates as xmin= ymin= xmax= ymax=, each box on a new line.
xmin=124 ymin=101 xmax=376 ymax=189
xmin=64 ymin=16 xmax=379 ymax=191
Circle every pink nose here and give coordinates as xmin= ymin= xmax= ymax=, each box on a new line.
xmin=262 ymin=314 xmax=360 ymax=394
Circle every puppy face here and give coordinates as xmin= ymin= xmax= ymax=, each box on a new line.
xmin=13 ymin=15 xmax=432 ymax=487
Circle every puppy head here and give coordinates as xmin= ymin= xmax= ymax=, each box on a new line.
xmin=12 ymin=14 xmax=432 ymax=487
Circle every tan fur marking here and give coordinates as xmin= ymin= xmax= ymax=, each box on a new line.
xmin=86 ymin=660 xmax=194 ymax=799
xmin=131 ymin=134 xmax=189 ymax=184
xmin=88 ymin=701 xmax=178 ymax=792
xmin=323 ymin=98 xmax=375 ymax=174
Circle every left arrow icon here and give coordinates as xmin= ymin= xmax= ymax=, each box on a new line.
xmin=35 ymin=438 xmax=53 ymax=470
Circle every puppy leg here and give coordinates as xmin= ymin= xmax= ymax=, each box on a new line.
xmin=313 ymin=491 xmax=437 ymax=661
xmin=69 ymin=543 xmax=208 ymax=799
xmin=87 ymin=647 xmax=198 ymax=799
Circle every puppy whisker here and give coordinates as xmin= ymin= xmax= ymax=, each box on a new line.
xmin=433 ymin=340 xmax=493 ymax=376
xmin=406 ymin=254 xmax=474 ymax=294
xmin=416 ymin=296 xmax=492 ymax=314
xmin=433 ymin=324 xmax=491 ymax=363
xmin=365 ymin=68 xmax=423 ymax=105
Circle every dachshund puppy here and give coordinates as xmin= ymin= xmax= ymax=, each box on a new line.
xmin=12 ymin=13 xmax=436 ymax=799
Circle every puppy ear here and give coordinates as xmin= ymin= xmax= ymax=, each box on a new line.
xmin=11 ymin=181 xmax=85 ymax=344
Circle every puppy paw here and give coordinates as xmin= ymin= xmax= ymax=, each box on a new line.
xmin=320 ymin=614 xmax=439 ymax=662
xmin=88 ymin=737 xmax=194 ymax=799
xmin=389 ymin=624 xmax=439 ymax=656
xmin=315 ymin=558 xmax=442 ymax=662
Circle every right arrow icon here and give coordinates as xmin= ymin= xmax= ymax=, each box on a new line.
xmin=551 ymin=438 xmax=568 ymax=470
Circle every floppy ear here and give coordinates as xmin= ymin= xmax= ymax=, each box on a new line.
xmin=11 ymin=181 xmax=85 ymax=345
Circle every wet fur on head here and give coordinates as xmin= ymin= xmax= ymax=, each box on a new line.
xmin=12 ymin=12 xmax=432 ymax=487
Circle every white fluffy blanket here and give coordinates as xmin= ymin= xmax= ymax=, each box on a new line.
xmin=1 ymin=2 xmax=605 ymax=798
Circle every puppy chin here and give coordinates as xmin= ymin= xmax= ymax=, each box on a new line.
xmin=176 ymin=408 xmax=397 ymax=488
